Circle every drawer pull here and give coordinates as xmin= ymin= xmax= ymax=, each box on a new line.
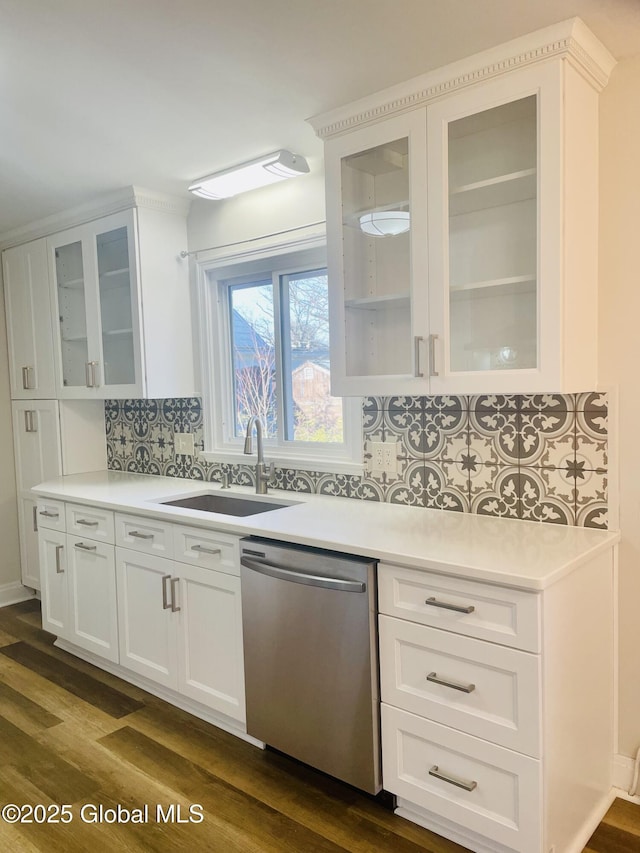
xmin=425 ymin=596 xmax=475 ymax=614
xmin=427 ymin=672 xmax=476 ymax=694
xmin=75 ymin=542 xmax=97 ymax=552
xmin=190 ymin=544 xmax=221 ymax=555
xmin=129 ymin=530 xmax=154 ymax=540
xmin=55 ymin=545 xmax=64 ymax=574
xmin=76 ymin=519 xmax=99 ymax=527
xmin=39 ymin=510 xmax=59 ymax=519
xmin=429 ymin=765 xmax=477 ymax=792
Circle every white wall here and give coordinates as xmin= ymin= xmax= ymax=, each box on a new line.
xmin=599 ymin=52 xmax=640 ymax=760
xmin=0 ymin=277 xmax=21 ymax=587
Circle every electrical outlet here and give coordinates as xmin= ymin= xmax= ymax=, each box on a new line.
xmin=174 ymin=432 xmax=195 ymax=455
xmin=369 ymin=440 xmax=398 ymax=474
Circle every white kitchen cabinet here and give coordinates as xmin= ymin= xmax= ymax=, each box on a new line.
xmin=176 ymin=561 xmax=245 ymax=721
xmin=115 ymin=522 xmax=245 ymax=722
xmin=2 ymin=238 xmax=56 ymax=398
xmin=46 ymin=194 xmax=194 ymax=400
xmin=311 ymin=18 xmax=615 ymax=395
xmin=66 ymin=536 xmax=118 ymax=662
xmin=12 ymin=400 xmax=62 ymax=590
xmin=39 ymin=527 xmax=68 ymax=638
xmin=116 ymin=547 xmax=179 ymax=688
xmin=324 ymin=111 xmax=429 ymax=396
xmin=39 ymin=506 xmax=118 ymax=663
xmin=379 ymin=552 xmax=614 ymax=853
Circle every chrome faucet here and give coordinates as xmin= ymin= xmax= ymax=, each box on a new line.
xmin=243 ymin=416 xmax=274 ymax=495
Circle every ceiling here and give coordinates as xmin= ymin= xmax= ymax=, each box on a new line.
xmin=1 ymin=0 xmax=640 ymax=236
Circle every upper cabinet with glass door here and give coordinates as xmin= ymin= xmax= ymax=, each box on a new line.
xmin=47 ymin=193 xmax=196 ymax=400
xmin=311 ymin=18 xmax=616 ymax=395
xmin=324 ymin=111 xmax=429 ymax=396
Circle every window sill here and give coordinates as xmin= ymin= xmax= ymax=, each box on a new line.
xmin=199 ymin=449 xmax=365 ymax=477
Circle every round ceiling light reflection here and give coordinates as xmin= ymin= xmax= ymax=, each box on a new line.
xmin=359 ymin=210 xmax=410 ymax=237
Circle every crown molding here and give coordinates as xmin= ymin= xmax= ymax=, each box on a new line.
xmin=0 ymin=186 xmax=191 ymax=251
xmin=308 ymin=17 xmax=616 ymax=139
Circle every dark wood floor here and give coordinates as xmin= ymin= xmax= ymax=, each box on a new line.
xmin=0 ymin=600 xmax=636 ymax=853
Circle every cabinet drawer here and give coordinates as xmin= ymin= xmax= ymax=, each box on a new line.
xmin=378 ymin=563 xmax=540 ymax=652
xmin=173 ymin=525 xmax=240 ymax=576
xmin=381 ymin=704 xmax=541 ymax=853
xmin=379 ymin=615 xmax=540 ymax=757
xmin=36 ymin=500 xmax=66 ymax=532
xmin=66 ymin=503 xmax=114 ymax=544
xmin=115 ymin=514 xmax=174 ymax=558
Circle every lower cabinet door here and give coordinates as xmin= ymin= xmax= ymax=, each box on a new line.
xmin=67 ymin=538 xmax=118 ymax=663
xmin=39 ymin=528 xmax=68 ymax=637
xmin=382 ymin=704 xmax=541 ymax=853
xmin=19 ymin=497 xmax=41 ymax=590
xmin=116 ymin=548 xmax=178 ymax=688
xmin=175 ymin=563 xmax=246 ymax=722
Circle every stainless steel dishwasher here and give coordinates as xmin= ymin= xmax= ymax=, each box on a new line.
xmin=240 ymin=537 xmax=381 ymax=794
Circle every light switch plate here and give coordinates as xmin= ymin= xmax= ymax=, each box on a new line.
xmin=174 ymin=432 xmax=195 ymax=455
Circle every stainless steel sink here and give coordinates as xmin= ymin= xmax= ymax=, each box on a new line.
xmin=159 ymin=493 xmax=292 ymax=517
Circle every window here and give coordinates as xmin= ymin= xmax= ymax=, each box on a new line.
xmin=197 ymin=239 xmax=362 ymax=473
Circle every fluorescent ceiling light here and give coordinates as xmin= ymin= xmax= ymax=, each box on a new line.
xmin=189 ymin=150 xmax=310 ymax=200
xmin=359 ymin=210 xmax=410 ymax=237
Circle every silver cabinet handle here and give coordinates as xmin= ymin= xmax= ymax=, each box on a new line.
xmin=24 ymin=410 xmax=37 ymax=432
xmin=429 ymin=765 xmax=477 ymax=792
xmin=429 ymin=333 xmax=440 ymax=377
xmin=170 ymin=577 xmax=181 ymax=612
xmin=55 ymin=545 xmax=64 ymax=574
xmin=161 ymin=574 xmax=172 ymax=609
xmin=425 ymin=596 xmax=475 ymax=614
xmin=76 ymin=519 xmax=99 ymax=527
xmin=129 ymin=530 xmax=154 ymax=540
xmin=85 ymin=362 xmax=93 ymax=387
xmin=32 ymin=506 xmax=38 ymax=532
xmin=74 ymin=542 xmax=97 ymax=552
xmin=90 ymin=361 xmax=99 ymax=388
xmin=39 ymin=510 xmax=59 ymax=519
xmin=427 ymin=672 xmax=476 ymax=694
xmin=190 ymin=544 xmax=221 ymax=555
xmin=413 ymin=336 xmax=424 ymax=378
xmin=22 ymin=366 xmax=33 ymax=390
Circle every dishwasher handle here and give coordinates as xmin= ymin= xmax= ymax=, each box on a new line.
xmin=240 ymin=555 xmax=366 ymax=593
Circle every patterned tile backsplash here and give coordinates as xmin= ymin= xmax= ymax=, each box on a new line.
xmin=105 ymin=392 xmax=608 ymax=529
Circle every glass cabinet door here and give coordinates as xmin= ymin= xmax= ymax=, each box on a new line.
xmin=54 ymin=239 xmax=91 ymax=388
xmin=428 ymin=87 xmax=539 ymax=388
xmin=95 ymin=224 xmax=135 ymax=387
xmin=328 ymin=111 xmax=428 ymax=395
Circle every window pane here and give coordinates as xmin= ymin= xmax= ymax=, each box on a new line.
xmin=229 ymin=281 xmax=276 ymax=438
xmin=281 ymin=270 xmax=343 ymax=442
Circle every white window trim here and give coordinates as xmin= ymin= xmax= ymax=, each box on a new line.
xmin=194 ymin=230 xmax=364 ymax=475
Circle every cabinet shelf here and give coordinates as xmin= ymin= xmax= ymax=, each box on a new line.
xmin=58 ymin=277 xmax=85 ymax=290
xmin=449 ymin=169 xmax=536 ymax=217
xmin=450 ymin=275 xmax=536 ymax=299
xmin=103 ymin=328 xmax=133 ymax=337
xmin=345 ymin=293 xmax=411 ymax=310
xmin=61 ymin=334 xmax=88 ymax=343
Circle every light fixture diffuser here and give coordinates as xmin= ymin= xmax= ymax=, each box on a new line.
xmin=359 ymin=210 xmax=410 ymax=237
xmin=189 ymin=150 xmax=310 ymax=200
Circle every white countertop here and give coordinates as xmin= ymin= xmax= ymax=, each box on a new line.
xmin=32 ymin=470 xmax=619 ymax=591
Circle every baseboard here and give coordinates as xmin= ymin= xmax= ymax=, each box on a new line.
xmin=0 ymin=581 xmax=36 ymax=607
xmin=54 ymin=638 xmax=263 ymax=748
xmin=562 ymin=787 xmax=617 ymax=853
xmin=613 ymin=753 xmax=640 ymax=802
